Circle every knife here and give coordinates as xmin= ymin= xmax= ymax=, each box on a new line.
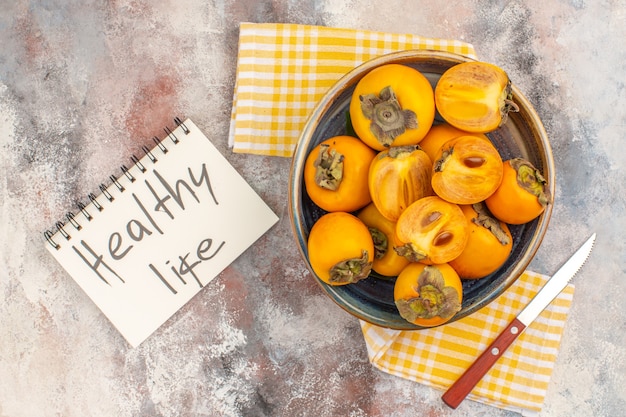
xmin=441 ymin=232 xmax=596 ymax=409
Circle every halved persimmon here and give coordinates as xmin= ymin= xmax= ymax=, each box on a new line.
xmin=431 ymin=135 xmax=503 ymax=205
xmin=304 ymin=135 xmax=376 ymax=212
xmin=434 ymin=61 xmax=519 ymax=133
xmin=449 ymin=203 xmax=513 ymax=279
xmin=357 ymin=203 xmax=410 ymax=277
xmin=485 ymin=158 xmax=550 ymax=224
xmin=307 ymin=212 xmax=374 ymax=286
xmin=418 ymin=122 xmax=491 ymax=163
xmin=394 ymin=262 xmax=463 ymax=327
xmin=395 ymin=196 xmax=469 ymax=265
xmin=368 ymin=145 xmax=433 ymax=222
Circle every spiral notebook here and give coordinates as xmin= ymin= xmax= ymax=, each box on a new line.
xmin=44 ymin=118 xmax=279 ymax=347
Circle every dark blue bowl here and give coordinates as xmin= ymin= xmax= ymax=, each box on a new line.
xmin=288 ymin=50 xmax=555 ymax=329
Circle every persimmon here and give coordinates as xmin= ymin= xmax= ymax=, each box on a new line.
xmin=357 ymin=203 xmax=410 ymax=277
xmin=304 ymin=135 xmax=376 ymax=212
xmin=368 ymin=145 xmax=434 ymax=222
xmin=485 ymin=158 xmax=550 ymax=224
xmin=394 ymin=262 xmax=463 ymax=327
xmin=435 ymin=61 xmax=519 ymax=133
xmin=431 ymin=135 xmax=503 ymax=205
xmin=418 ymin=122 xmax=491 ymax=163
xmin=349 ymin=63 xmax=435 ymax=150
xmin=449 ymin=203 xmax=513 ymax=279
xmin=307 ymin=212 xmax=374 ymax=286
xmin=395 ymin=196 xmax=469 ymax=265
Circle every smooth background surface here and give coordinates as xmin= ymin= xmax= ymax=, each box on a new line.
xmin=1 ymin=1 xmax=624 ymax=416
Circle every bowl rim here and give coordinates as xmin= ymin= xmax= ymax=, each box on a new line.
xmin=288 ymin=49 xmax=555 ymax=329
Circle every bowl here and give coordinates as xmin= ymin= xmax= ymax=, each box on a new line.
xmin=288 ymin=50 xmax=555 ymax=330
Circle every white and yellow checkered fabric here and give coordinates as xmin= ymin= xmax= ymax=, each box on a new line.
xmin=361 ymin=270 xmax=575 ymax=415
xmin=228 ymin=22 xmax=477 ymax=156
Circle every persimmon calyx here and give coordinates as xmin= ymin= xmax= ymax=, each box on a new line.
xmin=387 ymin=144 xmax=421 ymax=158
xmin=313 ymin=144 xmax=344 ymax=190
xmin=500 ymin=82 xmax=519 ymax=126
xmin=328 ymin=250 xmax=372 ymax=284
xmin=472 ymin=202 xmax=511 ymax=246
xmin=360 ymin=86 xmax=418 ymax=147
xmin=368 ymin=227 xmax=388 ymax=260
xmin=433 ymin=145 xmax=453 ymax=173
xmin=511 ymin=158 xmax=550 ymax=206
xmin=395 ymin=265 xmax=461 ymax=321
xmin=394 ymin=243 xmax=427 ymax=263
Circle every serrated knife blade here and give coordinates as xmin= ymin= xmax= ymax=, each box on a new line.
xmin=442 ymin=233 xmax=596 ymax=409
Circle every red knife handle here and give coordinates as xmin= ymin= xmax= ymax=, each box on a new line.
xmin=441 ymin=318 xmax=527 ymax=409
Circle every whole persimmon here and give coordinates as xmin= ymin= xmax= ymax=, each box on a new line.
xmin=418 ymin=122 xmax=491 ymax=163
xmin=449 ymin=203 xmax=513 ymax=279
xmin=485 ymin=158 xmax=550 ymax=224
xmin=395 ymin=196 xmax=469 ymax=265
xmin=307 ymin=212 xmax=374 ymax=286
xmin=350 ymin=64 xmax=435 ymax=150
xmin=357 ymin=203 xmax=410 ymax=277
xmin=431 ymin=135 xmax=504 ymax=205
xmin=394 ymin=262 xmax=463 ymax=327
xmin=368 ymin=145 xmax=434 ymax=222
xmin=304 ymin=135 xmax=376 ymax=212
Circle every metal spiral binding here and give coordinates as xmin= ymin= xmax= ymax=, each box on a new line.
xmin=66 ymin=212 xmax=81 ymax=230
xmin=130 ymin=154 xmax=146 ymax=173
xmin=77 ymin=201 xmax=92 ymax=220
xmin=89 ymin=193 xmax=103 ymax=211
xmin=110 ymin=175 xmax=124 ymax=192
xmin=120 ymin=165 xmax=135 ymax=182
xmin=163 ymin=126 xmax=179 ymax=144
xmin=99 ymin=183 xmax=114 ymax=202
xmin=44 ymin=117 xmax=190 ymax=249
xmin=153 ymin=136 xmax=167 ymax=154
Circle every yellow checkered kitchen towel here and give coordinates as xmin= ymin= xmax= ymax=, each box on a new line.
xmin=228 ymin=22 xmax=476 ymax=156
xmin=361 ymin=270 xmax=575 ymax=416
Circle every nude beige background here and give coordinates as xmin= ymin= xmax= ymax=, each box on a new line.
xmin=1 ymin=1 xmax=624 ymax=416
